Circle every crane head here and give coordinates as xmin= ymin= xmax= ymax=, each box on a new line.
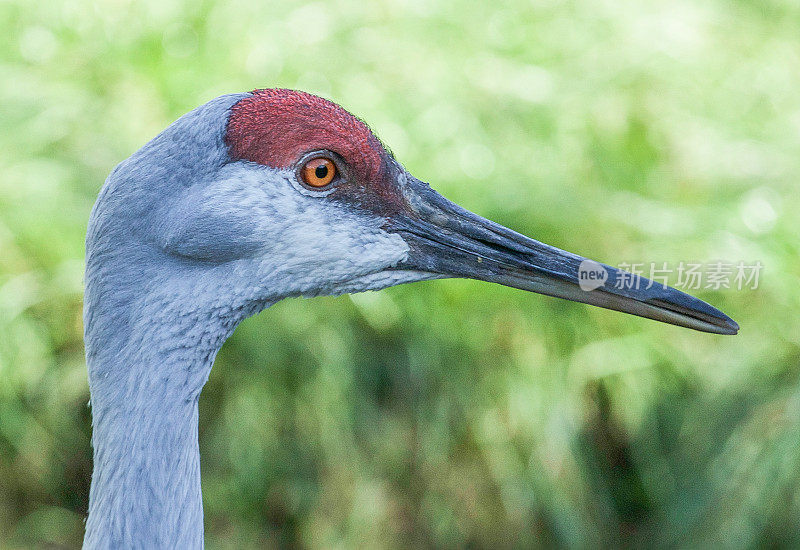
xmin=91 ymin=89 xmax=737 ymax=335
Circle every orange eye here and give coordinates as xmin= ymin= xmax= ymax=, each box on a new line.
xmin=301 ymin=157 xmax=337 ymax=188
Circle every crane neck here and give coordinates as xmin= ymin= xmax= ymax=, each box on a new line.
xmin=82 ymin=284 xmax=246 ymax=549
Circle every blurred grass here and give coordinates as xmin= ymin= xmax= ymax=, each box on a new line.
xmin=1 ymin=0 xmax=799 ymax=547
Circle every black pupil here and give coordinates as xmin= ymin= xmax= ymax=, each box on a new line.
xmin=314 ymin=163 xmax=329 ymax=180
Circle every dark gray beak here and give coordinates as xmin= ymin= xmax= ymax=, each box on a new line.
xmin=388 ymin=175 xmax=739 ymax=335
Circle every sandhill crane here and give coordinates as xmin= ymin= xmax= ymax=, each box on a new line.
xmin=83 ymin=88 xmax=737 ymax=548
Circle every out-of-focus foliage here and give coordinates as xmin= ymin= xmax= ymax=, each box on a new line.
xmin=1 ymin=0 xmax=798 ymax=547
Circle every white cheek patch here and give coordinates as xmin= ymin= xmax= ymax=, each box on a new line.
xmin=215 ymin=163 xmax=415 ymax=298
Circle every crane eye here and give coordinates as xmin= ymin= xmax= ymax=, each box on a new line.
xmin=300 ymin=157 xmax=337 ymax=188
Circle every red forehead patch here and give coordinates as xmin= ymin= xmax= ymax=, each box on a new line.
xmin=226 ymin=89 xmax=386 ymax=180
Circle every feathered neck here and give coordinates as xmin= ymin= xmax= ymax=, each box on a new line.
xmin=83 ymin=289 xmax=240 ymax=548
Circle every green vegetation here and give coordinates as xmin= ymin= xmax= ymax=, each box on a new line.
xmin=1 ymin=0 xmax=798 ymax=547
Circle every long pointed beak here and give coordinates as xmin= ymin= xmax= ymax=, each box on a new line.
xmin=388 ymin=175 xmax=738 ymax=335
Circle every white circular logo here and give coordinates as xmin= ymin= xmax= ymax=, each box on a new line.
xmin=578 ymin=259 xmax=608 ymax=291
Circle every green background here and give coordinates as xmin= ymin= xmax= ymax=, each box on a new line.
xmin=1 ymin=0 xmax=798 ymax=547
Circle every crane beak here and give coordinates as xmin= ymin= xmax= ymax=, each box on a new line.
xmin=387 ymin=175 xmax=738 ymax=335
